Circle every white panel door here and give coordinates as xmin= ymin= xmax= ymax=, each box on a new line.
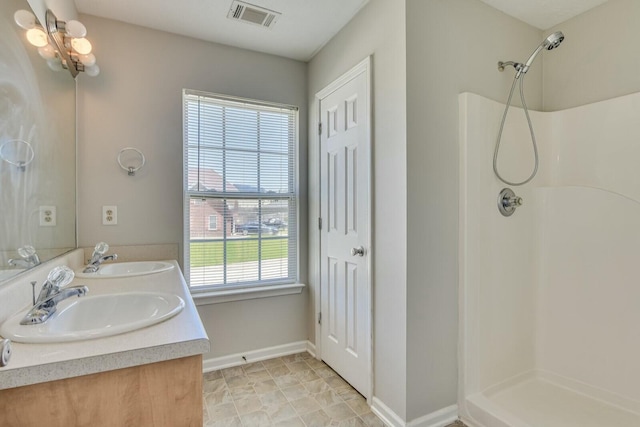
xmin=319 ymin=59 xmax=371 ymax=397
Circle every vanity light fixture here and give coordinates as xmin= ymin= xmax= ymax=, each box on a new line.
xmin=14 ymin=9 xmax=99 ymax=78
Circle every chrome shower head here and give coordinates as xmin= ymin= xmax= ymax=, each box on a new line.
xmin=543 ymin=31 xmax=565 ymax=51
xmin=521 ymin=31 xmax=565 ymax=74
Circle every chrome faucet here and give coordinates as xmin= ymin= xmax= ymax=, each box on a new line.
xmin=21 ymin=266 xmax=88 ymax=325
xmin=83 ymin=242 xmax=118 ymax=273
xmin=8 ymin=245 xmax=40 ymax=268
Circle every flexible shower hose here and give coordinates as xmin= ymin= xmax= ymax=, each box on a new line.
xmin=493 ymin=73 xmax=539 ymax=186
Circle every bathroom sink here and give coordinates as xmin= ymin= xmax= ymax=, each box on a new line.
xmin=0 ymin=291 xmax=185 ymax=343
xmin=75 ymin=261 xmax=174 ymax=278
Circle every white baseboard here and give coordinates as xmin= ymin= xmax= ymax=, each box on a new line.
xmin=408 ymin=404 xmax=458 ymax=427
xmin=371 ymin=397 xmax=407 ymax=427
xmin=202 ymin=340 xmax=313 ymax=372
xmin=306 ymin=340 xmax=317 ymax=358
xmin=371 ymin=397 xmax=458 ymax=427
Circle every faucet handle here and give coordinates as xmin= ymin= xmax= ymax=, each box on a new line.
xmin=18 ymin=245 xmax=36 ymax=258
xmin=94 ymin=242 xmax=109 ymax=256
xmin=46 ymin=266 xmax=75 ymax=289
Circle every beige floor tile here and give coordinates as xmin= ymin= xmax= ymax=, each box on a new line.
xmin=268 ymin=365 xmax=292 ymax=378
xmin=254 ymin=378 xmax=279 ymax=395
xmin=229 ymin=385 xmax=256 ymax=400
xmin=345 ymin=396 xmax=370 ymax=416
xmin=204 ymin=416 xmax=243 ymax=427
xmin=324 ymin=402 xmax=357 ymax=421
xmin=203 ymin=352 xmax=387 ymax=427
xmin=207 ymin=402 xmax=239 ymax=421
xmin=273 ymin=416 xmax=305 ymax=427
xmin=301 ymin=409 xmax=332 ymax=427
xmin=273 ymin=374 xmax=301 ymax=388
xmin=293 ymin=369 xmax=320 ymax=383
xmin=287 ymin=361 xmax=311 ymax=373
xmin=234 ymin=395 xmax=264 ymax=416
xmin=290 ymin=395 xmax=322 ymax=415
xmin=313 ymin=389 xmax=342 ymax=408
xmin=281 ymin=384 xmax=311 ymax=401
xmin=265 ymin=402 xmax=298 ymax=423
xmin=239 ymin=410 xmax=272 ymax=427
xmin=221 ymin=366 xmax=245 ymax=379
xmin=259 ymin=389 xmax=289 ymax=407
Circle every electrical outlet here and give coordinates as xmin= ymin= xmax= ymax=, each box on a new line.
xmin=102 ymin=205 xmax=117 ymax=225
xmin=39 ymin=206 xmax=56 ymax=226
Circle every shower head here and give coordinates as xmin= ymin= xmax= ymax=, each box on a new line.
xmin=518 ymin=31 xmax=565 ymax=77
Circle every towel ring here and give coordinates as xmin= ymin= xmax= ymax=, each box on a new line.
xmin=117 ymin=147 xmax=145 ymax=176
xmin=0 ymin=139 xmax=35 ymax=171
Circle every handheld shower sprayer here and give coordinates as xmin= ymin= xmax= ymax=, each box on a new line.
xmin=498 ymin=31 xmax=564 ymax=79
xmin=493 ymin=31 xmax=565 ymax=187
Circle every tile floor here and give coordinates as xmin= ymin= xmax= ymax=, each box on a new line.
xmin=202 ymin=351 xmax=465 ymax=427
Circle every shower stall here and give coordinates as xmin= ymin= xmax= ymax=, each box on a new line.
xmin=458 ymin=89 xmax=640 ymax=426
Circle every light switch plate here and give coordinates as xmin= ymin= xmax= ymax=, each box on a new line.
xmin=102 ymin=205 xmax=117 ymax=225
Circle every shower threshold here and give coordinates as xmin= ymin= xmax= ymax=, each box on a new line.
xmin=465 ymin=375 xmax=640 ymax=427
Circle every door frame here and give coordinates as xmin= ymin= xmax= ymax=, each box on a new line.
xmin=314 ymin=56 xmax=373 ymax=401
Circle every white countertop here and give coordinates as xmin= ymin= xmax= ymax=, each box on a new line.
xmin=0 ymin=259 xmax=209 ymax=389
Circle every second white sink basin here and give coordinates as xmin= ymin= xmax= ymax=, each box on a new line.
xmin=0 ymin=291 xmax=185 ymax=343
xmin=75 ymin=261 xmax=174 ymax=278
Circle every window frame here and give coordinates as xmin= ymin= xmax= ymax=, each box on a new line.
xmin=182 ymin=90 xmax=300 ymax=296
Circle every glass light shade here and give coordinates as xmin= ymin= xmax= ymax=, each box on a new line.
xmin=65 ymin=20 xmax=87 ymax=38
xmin=26 ymin=28 xmax=49 ymax=47
xmin=37 ymin=44 xmax=57 ymax=60
xmin=78 ymin=53 xmax=96 ymax=67
xmin=46 ymin=58 xmax=64 ymax=72
xmin=85 ymin=64 xmax=100 ymax=77
xmin=14 ymin=10 xmax=36 ymax=30
xmin=71 ymin=37 xmax=92 ymax=55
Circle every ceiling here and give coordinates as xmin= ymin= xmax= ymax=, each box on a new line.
xmin=73 ymin=0 xmax=369 ymax=62
xmin=477 ymin=0 xmax=609 ymax=30
xmin=72 ymin=0 xmax=610 ymax=62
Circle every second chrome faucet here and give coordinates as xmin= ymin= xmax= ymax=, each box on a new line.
xmin=83 ymin=242 xmax=118 ymax=273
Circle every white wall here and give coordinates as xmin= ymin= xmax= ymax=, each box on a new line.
xmin=308 ymin=0 xmax=408 ymax=420
xmin=544 ymin=0 xmax=640 ymax=110
xmin=76 ymin=16 xmax=308 ymax=361
xmin=405 ymin=0 xmax=543 ymax=419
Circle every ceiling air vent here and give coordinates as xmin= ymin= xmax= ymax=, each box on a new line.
xmin=227 ymin=1 xmax=281 ymax=29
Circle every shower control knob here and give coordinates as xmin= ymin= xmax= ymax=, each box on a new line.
xmin=351 ymin=246 xmax=365 ymax=257
xmin=498 ymin=188 xmax=522 ymax=217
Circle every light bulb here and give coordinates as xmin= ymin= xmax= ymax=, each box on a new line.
xmin=14 ymin=10 xmax=36 ymax=30
xmin=37 ymin=44 xmax=57 ymax=60
xmin=71 ymin=37 xmax=92 ymax=55
xmin=47 ymin=58 xmax=63 ymax=72
xmin=85 ymin=64 xmax=100 ymax=77
xmin=78 ymin=53 xmax=96 ymax=66
xmin=26 ymin=28 xmax=49 ymax=47
xmin=65 ymin=20 xmax=87 ymax=38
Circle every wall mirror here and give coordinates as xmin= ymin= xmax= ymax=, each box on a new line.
xmin=0 ymin=0 xmax=76 ymax=284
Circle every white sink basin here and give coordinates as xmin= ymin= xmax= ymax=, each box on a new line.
xmin=75 ymin=261 xmax=174 ymax=278
xmin=0 ymin=291 xmax=185 ymax=343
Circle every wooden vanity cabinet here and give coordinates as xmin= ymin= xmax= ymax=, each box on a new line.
xmin=0 ymin=355 xmax=203 ymax=427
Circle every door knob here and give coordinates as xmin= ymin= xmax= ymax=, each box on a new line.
xmin=351 ymin=246 xmax=365 ymax=257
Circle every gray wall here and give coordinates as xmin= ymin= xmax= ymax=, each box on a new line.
xmin=308 ymin=0 xmax=408 ymax=419
xmin=76 ymin=16 xmax=308 ymax=360
xmin=405 ymin=0 xmax=542 ymax=419
xmin=544 ymin=0 xmax=640 ymax=110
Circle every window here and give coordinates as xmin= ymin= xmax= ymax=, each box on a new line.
xmin=183 ymin=90 xmax=298 ymax=292
xmin=208 ymin=215 xmax=218 ymax=231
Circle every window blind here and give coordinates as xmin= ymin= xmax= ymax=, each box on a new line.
xmin=183 ymin=90 xmax=298 ymax=290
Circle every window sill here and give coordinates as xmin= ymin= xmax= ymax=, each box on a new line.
xmin=192 ymin=283 xmax=305 ymax=306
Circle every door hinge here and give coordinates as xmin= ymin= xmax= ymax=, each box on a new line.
xmin=318 ymin=217 xmax=322 ymax=230
xmin=318 ymin=312 xmax=322 ymax=325
xmin=318 ymin=122 xmax=322 ymax=135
